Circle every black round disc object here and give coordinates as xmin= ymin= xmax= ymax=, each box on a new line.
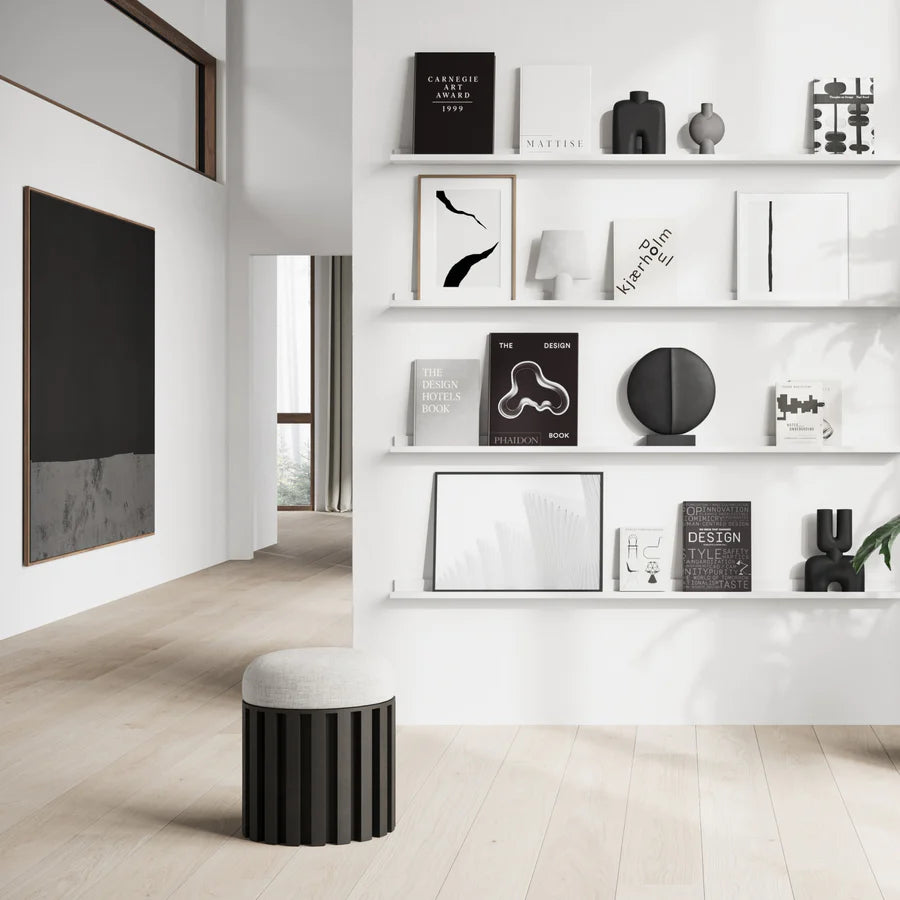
xmin=626 ymin=347 xmax=716 ymax=435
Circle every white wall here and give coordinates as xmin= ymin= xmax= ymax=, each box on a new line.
xmin=226 ymin=0 xmax=351 ymax=555
xmin=0 ymin=79 xmax=227 ymax=639
xmin=0 ymin=0 xmax=222 ymax=169
xmin=353 ymin=0 xmax=900 ymax=723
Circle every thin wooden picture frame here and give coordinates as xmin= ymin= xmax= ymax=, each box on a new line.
xmin=416 ymin=174 xmax=516 ymax=303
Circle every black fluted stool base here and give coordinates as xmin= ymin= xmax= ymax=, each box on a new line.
xmin=242 ymin=698 xmax=395 ymax=846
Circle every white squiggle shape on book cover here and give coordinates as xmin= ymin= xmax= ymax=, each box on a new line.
xmin=497 ymin=360 xmax=570 ymax=419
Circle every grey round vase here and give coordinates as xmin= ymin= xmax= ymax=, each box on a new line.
xmin=689 ymin=102 xmax=724 ymax=154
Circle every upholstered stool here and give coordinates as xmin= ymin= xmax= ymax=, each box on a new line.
xmin=242 ymin=647 xmax=395 ymax=846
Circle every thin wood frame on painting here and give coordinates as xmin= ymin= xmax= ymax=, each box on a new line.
xmin=416 ymin=174 xmax=516 ymax=303
xmin=23 ymin=187 xmax=156 ymax=566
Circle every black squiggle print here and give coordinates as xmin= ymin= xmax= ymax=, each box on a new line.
xmin=444 ymin=242 xmax=498 ymax=287
xmin=436 ymin=191 xmax=486 ymax=229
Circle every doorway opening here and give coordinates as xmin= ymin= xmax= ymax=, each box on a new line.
xmin=276 ymin=256 xmax=314 ymax=511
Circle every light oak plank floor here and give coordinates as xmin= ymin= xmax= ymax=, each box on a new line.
xmin=1 ymin=512 xmax=899 ymax=899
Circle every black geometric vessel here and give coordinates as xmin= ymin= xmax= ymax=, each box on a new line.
xmin=612 ymin=91 xmax=666 ymax=154
xmin=804 ymin=509 xmax=865 ymax=592
xmin=626 ymin=347 xmax=715 ymax=446
xmin=242 ymin=698 xmax=395 ymax=846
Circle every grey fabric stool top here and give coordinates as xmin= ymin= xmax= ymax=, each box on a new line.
xmin=242 ymin=647 xmax=396 ymax=846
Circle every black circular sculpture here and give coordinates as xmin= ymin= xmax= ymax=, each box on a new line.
xmin=626 ymin=347 xmax=715 ymax=446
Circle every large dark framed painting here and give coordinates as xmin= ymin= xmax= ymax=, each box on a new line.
xmin=24 ymin=188 xmax=155 ymax=565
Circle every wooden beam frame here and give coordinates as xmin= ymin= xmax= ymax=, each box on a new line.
xmin=0 ymin=1 xmax=217 ymax=179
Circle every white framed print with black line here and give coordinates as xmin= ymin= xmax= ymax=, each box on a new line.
xmin=432 ymin=471 xmax=602 ymax=591
xmin=736 ymin=192 xmax=849 ymax=302
xmin=417 ymin=174 xmax=516 ymax=303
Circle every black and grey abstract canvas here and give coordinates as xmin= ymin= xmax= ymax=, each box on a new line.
xmin=25 ymin=188 xmax=155 ymax=564
xmin=432 ymin=472 xmax=602 ymax=591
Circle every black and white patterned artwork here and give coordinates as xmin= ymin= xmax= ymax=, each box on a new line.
xmin=736 ymin=192 xmax=848 ymax=302
xmin=813 ymin=77 xmax=874 ymax=155
xmin=417 ymin=175 xmax=515 ymax=303
xmin=433 ymin=472 xmax=602 ymax=591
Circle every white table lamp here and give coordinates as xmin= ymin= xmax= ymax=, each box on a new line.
xmin=535 ymin=230 xmax=590 ymax=301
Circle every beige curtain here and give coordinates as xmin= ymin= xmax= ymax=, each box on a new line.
xmin=322 ymin=256 xmax=352 ymax=511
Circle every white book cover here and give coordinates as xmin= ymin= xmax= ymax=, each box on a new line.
xmin=412 ymin=359 xmax=480 ymax=446
xmin=775 ymin=381 xmax=824 ymax=446
xmin=790 ymin=379 xmax=842 ymax=445
xmin=619 ymin=527 xmax=667 ymax=591
xmin=613 ymin=219 xmax=678 ymax=301
xmin=519 ymin=65 xmax=591 ymax=154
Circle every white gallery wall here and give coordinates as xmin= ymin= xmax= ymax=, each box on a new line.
xmin=0 ymin=77 xmax=227 ymax=638
xmin=226 ymin=0 xmax=352 ymax=554
xmin=352 ymin=0 xmax=900 ymax=723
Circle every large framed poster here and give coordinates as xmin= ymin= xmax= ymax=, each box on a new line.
xmin=433 ymin=471 xmax=603 ymax=591
xmin=24 ymin=188 xmax=155 ymax=565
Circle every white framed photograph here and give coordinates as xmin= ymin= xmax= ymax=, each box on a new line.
xmin=432 ymin=471 xmax=602 ymax=591
xmin=736 ymin=192 xmax=849 ymax=302
xmin=417 ymin=174 xmax=516 ymax=303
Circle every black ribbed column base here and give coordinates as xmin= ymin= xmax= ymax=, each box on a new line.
xmin=242 ymin=697 xmax=395 ymax=846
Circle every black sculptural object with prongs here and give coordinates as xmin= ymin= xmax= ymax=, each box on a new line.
xmin=804 ymin=509 xmax=865 ymax=592
xmin=613 ymin=91 xmax=666 ymax=154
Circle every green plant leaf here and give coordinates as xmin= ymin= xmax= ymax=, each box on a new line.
xmin=853 ymin=515 xmax=900 ymax=572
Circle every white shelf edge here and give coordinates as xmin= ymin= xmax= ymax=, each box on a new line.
xmin=389 ymin=291 xmax=900 ymax=310
xmin=390 ymin=150 xmax=900 ymax=166
xmin=389 ymin=437 xmax=900 ymax=456
xmin=388 ymin=589 xmax=900 ymax=601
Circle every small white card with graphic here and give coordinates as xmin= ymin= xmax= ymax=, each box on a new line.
xmin=619 ymin=527 xmax=667 ymax=591
xmin=614 ymin=220 xmax=678 ymax=301
xmin=775 ymin=381 xmax=824 ymax=447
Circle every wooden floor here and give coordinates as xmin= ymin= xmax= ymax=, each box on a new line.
xmin=1 ymin=513 xmax=900 ymax=899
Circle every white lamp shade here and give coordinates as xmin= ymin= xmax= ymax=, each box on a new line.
xmin=535 ymin=229 xmax=590 ymax=279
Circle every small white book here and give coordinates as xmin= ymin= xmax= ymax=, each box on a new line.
xmin=613 ymin=219 xmax=678 ymax=302
xmin=412 ymin=359 xmax=480 ymax=446
xmin=519 ymin=65 xmax=591 ymax=154
xmin=619 ymin=527 xmax=667 ymax=591
xmin=789 ymin=379 xmax=842 ymax=445
xmin=775 ymin=382 xmax=824 ymax=446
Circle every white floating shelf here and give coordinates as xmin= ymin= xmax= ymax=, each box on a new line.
xmin=391 ymin=150 xmax=900 ymax=167
xmin=389 ymin=589 xmax=900 ymax=602
xmin=389 ymin=294 xmax=900 ymax=310
xmin=389 ymin=437 xmax=900 ymax=456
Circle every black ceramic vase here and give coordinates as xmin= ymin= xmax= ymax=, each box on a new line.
xmin=613 ymin=91 xmax=666 ymax=154
xmin=626 ymin=347 xmax=715 ymax=445
xmin=804 ymin=509 xmax=865 ymax=591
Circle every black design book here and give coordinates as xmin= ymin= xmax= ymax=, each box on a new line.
xmin=682 ymin=501 xmax=752 ymax=592
xmin=413 ymin=52 xmax=495 ymax=154
xmin=488 ymin=333 xmax=578 ymax=446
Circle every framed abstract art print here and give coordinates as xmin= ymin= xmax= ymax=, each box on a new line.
xmin=417 ymin=174 xmax=516 ymax=303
